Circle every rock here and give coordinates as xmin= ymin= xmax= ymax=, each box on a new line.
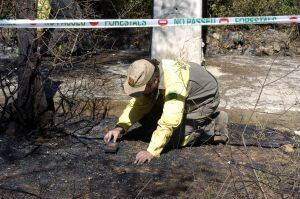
xmin=243 ymin=45 xmax=255 ymax=56
xmin=223 ymin=32 xmax=242 ymax=49
xmin=280 ymin=144 xmax=294 ymax=153
xmin=260 ymin=46 xmax=274 ymax=55
xmin=229 ymin=32 xmax=241 ymax=43
xmin=223 ymin=41 xmax=234 ymax=49
xmin=273 ymin=127 xmax=293 ymax=136
xmin=212 ymin=33 xmax=220 ymax=40
xmin=205 ymin=27 xmax=297 ymax=56
xmin=206 ymin=36 xmax=210 ymax=43
xmin=5 ymin=122 xmax=17 ymax=136
xmin=295 ymin=130 xmax=300 ymax=136
xmin=237 ymin=45 xmax=243 ymax=54
xmin=290 ymin=41 xmax=300 ymax=55
xmin=273 ymin=42 xmax=281 ymax=52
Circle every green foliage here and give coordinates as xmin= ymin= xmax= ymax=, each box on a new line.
xmin=113 ymin=0 xmax=152 ymax=18
xmin=0 ymin=0 xmax=15 ymax=18
xmin=208 ymin=0 xmax=300 ymax=17
xmin=84 ymin=0 xmax=152 ymax=19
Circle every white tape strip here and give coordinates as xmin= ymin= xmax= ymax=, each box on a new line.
xmin=0 ymin=15 xmax=299 ymax=28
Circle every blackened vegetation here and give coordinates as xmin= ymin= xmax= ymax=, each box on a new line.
xmin=0 ymin=119 xmax=299 ymax=198
xmin=0 ymin=1 xmax=54 ymax=136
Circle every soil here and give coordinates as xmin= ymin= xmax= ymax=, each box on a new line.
xmin=0 ymin=118 xmax=299 ymax=199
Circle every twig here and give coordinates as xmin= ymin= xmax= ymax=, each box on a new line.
xmin=265 ymin=65 xmax=300 ymax=86
xmin=215 ymin=173 xmax=231 ymax=199
xmin=120 ymin=0 xmax=142 ymax=18
xmin=108 ymin=0 xmax=120 ymax=17
xmin=0 ymin=0 xmax=3 ymax=17
xmin=134 ymin=178 xmax=152 ymax=199
xmin=221 ymin=179 xmax=233 ymax=199
xmin=69 ymin=32 xmax=80 ymax=68
xmin=240 ymin=56 xmax=282 ymax=199
xmin=228 ymin=150 xmax=251 ymax=198
xmin=0 ymin=186 xmax=42 ymax=198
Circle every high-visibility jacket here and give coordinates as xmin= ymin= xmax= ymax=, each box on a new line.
xmin=37 ymin=0 xmax=51 ymax=19
xmin=117 ymin=59 xmax=190 ymax=156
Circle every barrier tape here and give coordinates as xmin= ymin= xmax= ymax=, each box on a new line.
xmin=0 ymin=15 xmax=299 ymax=28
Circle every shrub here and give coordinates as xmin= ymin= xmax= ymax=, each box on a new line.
xmin=208 ymin=0 xmax=300 ymax=17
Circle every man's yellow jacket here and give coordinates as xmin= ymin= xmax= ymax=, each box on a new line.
xmin=117 ymin=59 xmax=190 ymax=156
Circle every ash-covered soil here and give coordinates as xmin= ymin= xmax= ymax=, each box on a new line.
xmin=0 ymin=118 xmax=299 ymax=198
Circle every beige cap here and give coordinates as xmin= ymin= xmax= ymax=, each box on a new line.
xmin=123 ymin=59 xmax=155 ymax=96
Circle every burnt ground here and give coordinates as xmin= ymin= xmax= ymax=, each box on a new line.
xmin=0 ymin=118 xmax=299 ymax=199
xmin=0 ymin=52 xmax=299 ymax=198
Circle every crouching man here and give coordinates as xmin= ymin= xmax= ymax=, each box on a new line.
xmin=104 ymin=59 xmax=228 ymax=165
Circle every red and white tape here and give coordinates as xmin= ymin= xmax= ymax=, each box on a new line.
xmin=0 ymin=15 xmax=298 ymax=28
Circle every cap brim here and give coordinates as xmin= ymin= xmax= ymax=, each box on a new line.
xmin=123 ymin=81 xmax=147 ymax=97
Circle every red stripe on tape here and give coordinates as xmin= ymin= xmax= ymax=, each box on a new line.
xmin=219 ymin=18 xmax=229 ymax=23
xmin=89 ymin=22 xmax=99 ymax=26
xmin=158 ymin=19 xmax=168 ymax=26
xmin=290 ymin=16 xmax=298 ymax=23
xmin=29 ymin=18 xmax=37 ymax=26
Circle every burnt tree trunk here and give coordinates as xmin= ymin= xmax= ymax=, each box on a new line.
xmin=10 ymin=0 xmax=53 ymax=134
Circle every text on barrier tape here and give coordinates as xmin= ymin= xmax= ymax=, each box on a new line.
xmin=0 ymin=15 xmax=299 ymax=28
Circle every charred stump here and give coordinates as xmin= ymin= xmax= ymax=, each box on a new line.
xmin=4 ymin=0 xmax=53 ymax=135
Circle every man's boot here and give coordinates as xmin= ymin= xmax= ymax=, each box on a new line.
xmin=213 ymin=111 xmax=229 ymax=143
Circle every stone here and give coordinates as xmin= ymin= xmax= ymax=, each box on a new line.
xmin=273 ymin=42 xmax=281 ymax=52
xmin=4 ymin=122 xmax=17 ymax=136
xmin=280 ymin=144 xmax=294 ymax=153
xmin=212 ymin=33 xmax=220 ymax=40
xmin=104 ymin=141 xmax=119 ymax=153
xmin=260 ymin=46 xmax=274 ymax=55
xmin=243 ymin=46 xmax=255 ymax=56
xmin=295 ymin=130 xmax=300 ymax=136
xmin=228 ymin=32 xmax=240 ymax=43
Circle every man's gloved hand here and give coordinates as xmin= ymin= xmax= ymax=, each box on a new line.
xmin=134 ymin=150 xmax=154 ymax=165
xmin=103 ymin=127 xmax=123 ymax=144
